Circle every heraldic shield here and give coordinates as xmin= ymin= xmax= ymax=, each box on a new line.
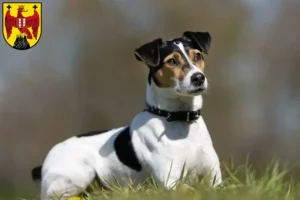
xmin=2 ymin=2 xmax=42 ymax=50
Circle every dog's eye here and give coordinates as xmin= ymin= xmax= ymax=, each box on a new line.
xmin=194 ymin=52 xmax=202 ymax=62
xmin=166 ymin=58 xmax=178 ymax=66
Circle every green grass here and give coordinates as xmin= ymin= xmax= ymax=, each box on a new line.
xmin=30 ymin=160 xmax=300 ymax=200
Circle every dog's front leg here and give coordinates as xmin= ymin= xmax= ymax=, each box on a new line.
xmin=150 ymin=160 xmax=187 ymax=189
xmin=198 ymin=147 xmax=222 ymax=187
xmin=209 ymin=165 xmax=222 ymax=187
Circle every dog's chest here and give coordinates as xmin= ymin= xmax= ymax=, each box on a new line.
xmin=157 ymin=121 xmax=209 ymax=166
xmin=132 ymin=113 xmax=213 ymax=170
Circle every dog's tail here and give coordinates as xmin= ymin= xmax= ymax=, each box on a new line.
xmin=31 ymin=165 xmax=42 ymax=181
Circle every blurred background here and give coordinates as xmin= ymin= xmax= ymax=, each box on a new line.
xmin=0 ymin=0 xmax=300 ymax=198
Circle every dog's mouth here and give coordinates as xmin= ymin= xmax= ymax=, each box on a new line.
xmin=175 ymin=87 xmax=206 ymax=96
xmin=189 ymin=87 xmax=205 ymax=94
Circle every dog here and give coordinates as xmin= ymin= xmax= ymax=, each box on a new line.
xmin=31 ymin=31 xmax=222 ymax=200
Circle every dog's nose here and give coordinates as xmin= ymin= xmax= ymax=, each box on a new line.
xmin=191 ymin=73 xmax=205 ymax=86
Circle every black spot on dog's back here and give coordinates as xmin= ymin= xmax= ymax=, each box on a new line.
xmin=114 ymin=127 xmax=142 ymax=172
xmin=77 ymin=130 xmax=109 ymax=138
xmin=31 ymin=165 xmax=42 ymax=181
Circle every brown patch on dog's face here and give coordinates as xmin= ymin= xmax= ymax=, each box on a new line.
xmin=188 ymin=49 xmax=205 ymax=71
xmin=154 ymin=49 xmax=205 ymax=88
xmin=154 ymin=52 xmax=190 ymax=88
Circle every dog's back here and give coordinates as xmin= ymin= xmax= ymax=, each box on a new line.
xmin=35 ymin=126 xmax=148 ymax=199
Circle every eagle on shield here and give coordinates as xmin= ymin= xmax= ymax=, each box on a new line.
xmin=4 ymin=4 xmax=40 ymax=40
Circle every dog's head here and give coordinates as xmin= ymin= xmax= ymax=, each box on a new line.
xmin=134 ymin=31 xmax=211 ymax=96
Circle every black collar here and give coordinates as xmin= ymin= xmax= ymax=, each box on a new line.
xmin=144 ymin=103 xmax=201 ymax=122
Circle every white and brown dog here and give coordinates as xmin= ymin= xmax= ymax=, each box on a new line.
xmin=31 ymin=31 xmax=222 ymax=200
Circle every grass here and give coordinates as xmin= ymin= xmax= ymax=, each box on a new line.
xmin=29 ymin=160 xmax=300 ymax=200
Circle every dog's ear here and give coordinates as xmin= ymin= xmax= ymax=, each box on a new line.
xmin=134 ymin=38 xmax=163 ymax=68
xmin=183 ymin=31 xmax=211 ymax=54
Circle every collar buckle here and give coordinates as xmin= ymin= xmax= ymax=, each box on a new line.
xmin=166 ymin=112 xmax=171 ymax=121
xmin=186 ymin=112 xmax=190 ymax=122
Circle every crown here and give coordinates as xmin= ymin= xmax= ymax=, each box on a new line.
xmin=18 ymin=5 xmax=24 ymax=9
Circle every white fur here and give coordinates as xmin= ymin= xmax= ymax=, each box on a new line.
xmin=39 ymin=42 xmax=222 ymax=200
